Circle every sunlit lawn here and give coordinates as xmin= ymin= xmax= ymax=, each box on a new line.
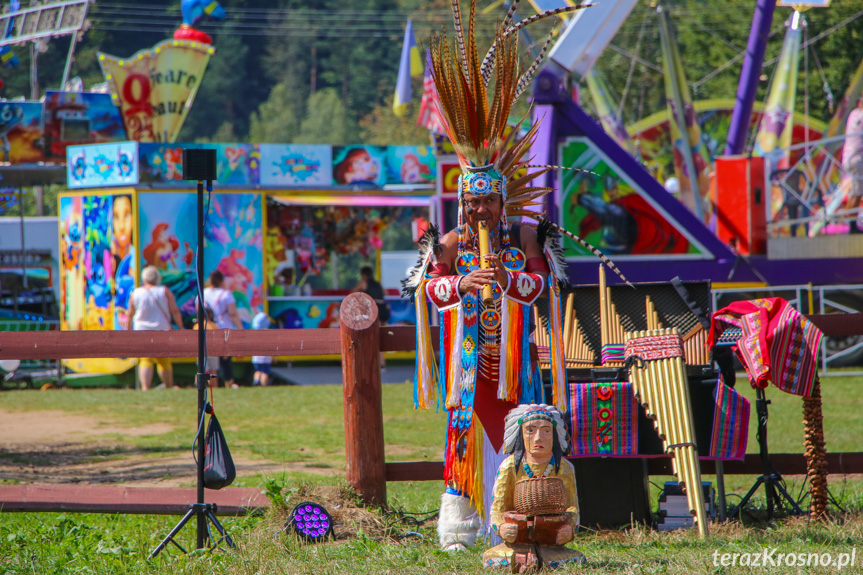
xmin=0 ymin=371 xmax=862 ymax=573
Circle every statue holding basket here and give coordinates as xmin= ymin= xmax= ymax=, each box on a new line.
xmin=483 ymin=404 xmax=584 ymax=571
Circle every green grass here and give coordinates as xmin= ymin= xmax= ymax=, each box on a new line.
xmin=0 ymin=376 xmax=862 ymax=573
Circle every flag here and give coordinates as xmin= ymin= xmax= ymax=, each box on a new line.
xmin=754 ymin=12 xmax=803 ymax=170
xmin=417 ymin=51 xmax=446 ymax=135
xmin=658 ymin=7 xmax=711 ymax=222
xmin=394 ymin=19 xmax=423 ymax=117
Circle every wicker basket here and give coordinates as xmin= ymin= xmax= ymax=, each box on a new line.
xmin=513 ymin=476 xmax=567 ymax=516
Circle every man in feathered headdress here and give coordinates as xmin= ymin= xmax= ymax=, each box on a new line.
xmin=401 ymin=0 xmax=591 ymax=551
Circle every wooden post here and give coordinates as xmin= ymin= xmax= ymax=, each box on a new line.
xmin=339 ymin=292 xmax=386 ymax=506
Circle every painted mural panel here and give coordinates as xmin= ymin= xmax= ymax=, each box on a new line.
xmin=268 ymin=298 xmax=415 ymax=330
xmin=213 ymin=143 xmax=261 ymax=185
xmin=138 ymin=143 xmax=186 ymax=183
xmin=111 ymin=194 xmax=135 ymax=329
xmin=60 ymin=193 xmax=136 ymax=331
xmin=138 ymin=192 xmax=263 ymax=326
xmin=559 ymin=138 xmax=699 ymax=257
xmin=82 ymin=195 xmax=114 ymax=330
xmin=42 ymin=91 xmax=126 ymax=161
xmin=260 ymin=144 xmax=333 ymax=186
xmin=332 ymin=145 xmax=387 ymax=186
xmin=59 ymin=196 xmax=85 ymax=330
xmin=0 ymin=101 xmax=43 ymax=163
xmin=386 ymin=146 xmax=436 ymax=185
xmin=66 ymin=142 xmax=139 ymax=189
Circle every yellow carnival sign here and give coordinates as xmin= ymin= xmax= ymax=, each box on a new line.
xmin=98 ymin=39 xmax=214 ymax=143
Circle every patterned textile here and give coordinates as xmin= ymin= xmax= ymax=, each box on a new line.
xmin=709 ymin=382 xmax=750 ymax=460
xmin=600 ymin=343 xmax=625 ymax=364
xmin=709 ymin=298 xmax=823 ymax=397
xmin=623 ymin=334 xmax=684 ymax=360
xmin=568 ymin=382 xmax=639 ymax=456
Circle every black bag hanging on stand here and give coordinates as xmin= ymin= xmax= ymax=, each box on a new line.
xmin=201 ymin=404 xmax=236 ymax=490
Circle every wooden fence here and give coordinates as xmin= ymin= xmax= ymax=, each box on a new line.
xmin=1 ymin=292 xmax=863 ymax=508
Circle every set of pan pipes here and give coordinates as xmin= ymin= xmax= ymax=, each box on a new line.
xmin=534 ymin=267 xmax=710 ymax=367
xmin=533 ymin=267 xmax=711 ymax=537
xmin=625 ymin=327 xmax=709 ymax=538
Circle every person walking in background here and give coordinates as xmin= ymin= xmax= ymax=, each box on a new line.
xmin=352 ymin=266 xmax=390 ymax=324
xmin=203 ymin=270 xmax=244 ymax=388
xmin=251 ymin=311 xmax=273 ymax=386
xmin=192 ymin=306 xmax=221 ymax=388
xmin=352 ymin=265 xmax=390 ymax=369
xmin=125 ymin=265 xmax=184 ymax=390
xmin=843 ymin=96 xmax=863 ymax=233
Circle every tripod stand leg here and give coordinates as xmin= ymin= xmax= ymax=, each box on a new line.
xmin=729 ymin=476 xmax=765 ymax=519
xmin=150 ymin=508 xmax=195 ymax=558
xmin=772 ymin=478 xmax=804 ymax=515
xmin=205 ymin=509 xmax=237 ymax=551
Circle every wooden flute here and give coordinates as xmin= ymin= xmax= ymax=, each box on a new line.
xmin=478 ymin=221 xmax=494 ymax=305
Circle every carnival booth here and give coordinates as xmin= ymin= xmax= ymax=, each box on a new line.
xmin=59 ymin=141 xmax=435 ymax=374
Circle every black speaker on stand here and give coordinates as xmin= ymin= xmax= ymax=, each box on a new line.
xmin=150 ymin=148 xmax=235 ymax=557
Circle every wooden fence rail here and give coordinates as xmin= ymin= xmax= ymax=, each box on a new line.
xmin=1 ymin=300 xmax=863 ymax=507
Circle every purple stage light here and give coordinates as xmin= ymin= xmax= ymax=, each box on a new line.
xmin=287 ymin=501 xmax=334 ymax=542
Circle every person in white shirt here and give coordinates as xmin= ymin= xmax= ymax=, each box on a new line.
xmin=203 ymin=270 xmax=244 ymax=388
xmin=124 ymin=266 xmax=184 ymax=390
xmin=251 ymin=311 xmax=273 ymax=386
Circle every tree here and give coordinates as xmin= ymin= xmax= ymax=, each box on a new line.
xmin=296 ymin=88 xmax=356 ymax=145
xmin=249 ymin=82 xmax=300 ymax=143
xmin=179 ymin=26 xmax=251 ymax=141
xmin=359 ymin=97 xmax=432 ymax=146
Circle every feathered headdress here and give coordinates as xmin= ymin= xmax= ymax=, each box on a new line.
xmin=429 ymin=0 xmax=591 ymax=215
xmin=503 ymin=403 xmax=569 ymax=455
xmin=429 ymin=0 xmax=632 ymax=287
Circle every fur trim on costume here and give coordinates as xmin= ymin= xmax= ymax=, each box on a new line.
xmin=401 ymin=224 xmax=442 ymax=299
xmin=536 ymin=216 xmax=569 ymax=288
xmin=438 ymin=491 xmax=480 ymax=551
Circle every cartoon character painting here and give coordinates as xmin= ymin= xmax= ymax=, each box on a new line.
xmin=82 ymin=195 xmax=113 ymax=330
xmin=60 ymin=197 xmax=85 ymax=330
xmin=400 ymin=153 xmax=431 ymax=183
xmin=111 ymin=195 xmax=135 ymax=328
xmin=118 ymin=150 xmax=134 ymax=179
xmin=334 ymin=148 xmax=381 ymax=185
xmin=142 ymin=222 xmax=180 ymax=270
xmin=139 ymin=192 xmax=263 ymax=327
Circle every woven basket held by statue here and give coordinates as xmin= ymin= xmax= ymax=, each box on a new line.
xmin=514 ymin=477 xmax=567 ymax=516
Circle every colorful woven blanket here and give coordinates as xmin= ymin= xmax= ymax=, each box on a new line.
xmin=709 ymin=297 xmax=823 ymax=397
xmin=568 ymin=382 xmax=639 ymax=456
xmin=708 ymin=382 xmax=750 ymax=460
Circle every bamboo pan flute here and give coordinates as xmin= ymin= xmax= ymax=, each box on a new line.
xmin=533 ymin=295 xmax=596 ymax=368
xmin=599 ymin=265 xmax=625 ymax=366
xmin=625 ymin=327 xmax=709 ymax=539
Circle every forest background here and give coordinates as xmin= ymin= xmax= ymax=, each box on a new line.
xmin=2 ymin=0 xmax=863 ymax=215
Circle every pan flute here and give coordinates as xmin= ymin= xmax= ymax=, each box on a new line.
xmin=624 ymin=327 xmax=709 ymax=538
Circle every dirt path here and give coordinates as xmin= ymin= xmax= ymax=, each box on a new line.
xmin=0 ymin=409 xmax=334 ymax=487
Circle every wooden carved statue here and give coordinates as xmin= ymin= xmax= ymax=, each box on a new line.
xmin=483 ymin=404 xmax=584 ymax=571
